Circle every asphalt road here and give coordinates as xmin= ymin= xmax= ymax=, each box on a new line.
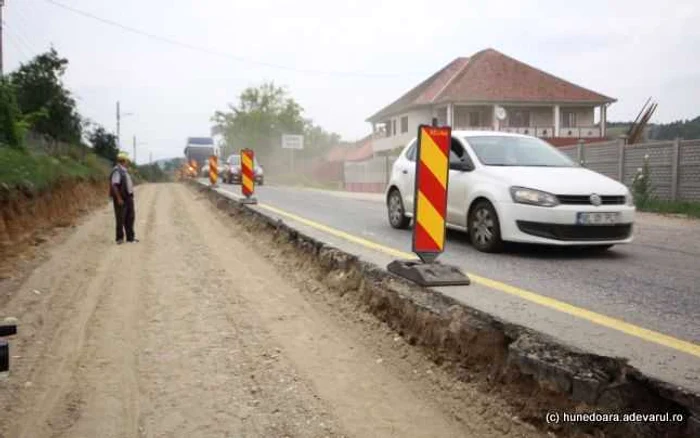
xmin=209 ymin=181 xmax=700 ymax=392
xmin=224 ymin=184 xmax=700 ymax=343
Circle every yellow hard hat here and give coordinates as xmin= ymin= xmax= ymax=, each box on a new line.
xmin=117 ymin=151 xmax=130 ymax=162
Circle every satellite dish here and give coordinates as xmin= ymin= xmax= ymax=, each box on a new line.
xmin=495 ymin=106 xmax=507 ymax=121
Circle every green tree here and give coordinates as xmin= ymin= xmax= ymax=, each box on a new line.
xmin=301 ymin=122 xmax=342 ymax=159
xmin=87 ymin=125 xmax=119 ymax=163
xmin=0 ymin=79 xmax=23 ymax=148
xmin=211 ymin=82 xmax=307 ymax=162
xmin=650 ymin=116 xmax=700 ymax=140
xmin=9 ymin=48 xmax=82 ymax=143
xmin=137 ymin=163 xmax=169 ymax=182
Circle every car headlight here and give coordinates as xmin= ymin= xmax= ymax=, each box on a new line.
xmin=510 ymin=187 xmax=559 ymax=207
xmin=625 ymin=190 xmax=635 ymax=206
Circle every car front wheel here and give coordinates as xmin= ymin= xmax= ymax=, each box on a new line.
xmin=469 ymin=201 xmax=504 ymax=253
xmin=387 ymin=189 xmax=410 ymax=229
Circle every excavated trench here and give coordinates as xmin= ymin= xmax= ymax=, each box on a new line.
xmin=194 ymin=182 xmax=699 ymax=438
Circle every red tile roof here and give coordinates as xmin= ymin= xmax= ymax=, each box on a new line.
xmin=367 ymin=49 xmax=615 ymax=122
xmin=367 ymin=57 xmax=469 ymax=122
xmin=344 ymin=136 xmax=374 ymax=162
xmin=325 ymin=145 xmax=351 ymax=162
xmin=325 ymin=135 xmax=375 ymax=163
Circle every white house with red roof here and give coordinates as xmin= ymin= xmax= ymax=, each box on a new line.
xmin=366 ymin=48 xmax=616 ymax=153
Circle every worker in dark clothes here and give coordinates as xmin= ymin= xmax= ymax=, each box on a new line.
xmin=110 ymin=152 xmax=138 ymax=244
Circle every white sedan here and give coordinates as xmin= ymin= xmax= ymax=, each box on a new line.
xmin=385 ymin=131 xmax=636 ymax=253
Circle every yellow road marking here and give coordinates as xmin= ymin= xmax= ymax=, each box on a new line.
xmin=415 ymin=191 xmax=445 ymax=249
xmin=419 ymin=134 xmax=448 ymax=188
xmin=256 ymin=201 xmax=700 ymax=359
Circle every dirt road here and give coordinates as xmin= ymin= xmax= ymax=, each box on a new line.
xmin=0 ymin=183 xmax=545 ymax=438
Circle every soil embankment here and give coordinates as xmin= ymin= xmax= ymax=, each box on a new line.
xmin=0 ymin=179 xmax=108 ymax=284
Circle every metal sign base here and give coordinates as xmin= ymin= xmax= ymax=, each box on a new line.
xmin=240 ymin=196 xmax=258 ymax=205
xmin=387 ymin=260 xmax=471 ymax=287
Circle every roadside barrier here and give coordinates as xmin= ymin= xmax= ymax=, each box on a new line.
xmin=389 ymin=124 xmax=470 ymax=286
xmin=240 ymin=148 xmax=257 ymax=204
xmin=209 ymin=155 xmax=218 ymax=186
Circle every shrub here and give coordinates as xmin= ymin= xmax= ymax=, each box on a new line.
xmin=631 ymin=154 xmax=655 ymax=208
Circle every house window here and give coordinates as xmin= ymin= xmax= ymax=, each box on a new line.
xmin=392 ymin=120 xmax=397 ymax=136
xmin=401 ymin=116 xmax=408 ymax=133
xmin=469 ymin=111 xmax=481 ymax=127
xmin=562 ymin=111 xmax=577 ymax=128
xmin=436 ymin=107 xmax=448 ymax=126
xmin=509 ymin=110 xmax=530 ymax=127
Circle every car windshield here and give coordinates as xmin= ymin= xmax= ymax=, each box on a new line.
xmin=228 ymin=155 xmax=260 ymax=167
xmin=464 ymin=136 xmax=576 ymax=167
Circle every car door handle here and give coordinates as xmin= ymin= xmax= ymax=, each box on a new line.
xmin=402 ymin=170 xmax=408 ymax=174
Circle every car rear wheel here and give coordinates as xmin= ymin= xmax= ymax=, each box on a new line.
xmin=469 ymin=201 xmax=504 ymax=253
xmin=387 ymin=189 xmax=410 ymax=229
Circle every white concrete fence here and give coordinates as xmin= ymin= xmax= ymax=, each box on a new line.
xmin=343 ymin=137 xmax=700 ymax=201
xmin=559 ymin=138 xmax=700 ymax=202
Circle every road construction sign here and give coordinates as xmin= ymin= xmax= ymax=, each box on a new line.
xmin=412 ymin=124 xmax=451 ymax=263
xmin=208 ymin=155 xmax=218 ymax=185
xmin=241 ymin=149 xmax=255 ymax=198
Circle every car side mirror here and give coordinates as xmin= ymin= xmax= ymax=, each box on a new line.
xmin=449 ymin=160 xmax=474 ymax=172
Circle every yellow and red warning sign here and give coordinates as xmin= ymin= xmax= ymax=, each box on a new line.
xmin=208 ymin=155 xmax=218 ymax=185
xmin=241 ymin=148 xmax=255 ymax=197
xmin=412 ymin=124 xmax=451 ymax=262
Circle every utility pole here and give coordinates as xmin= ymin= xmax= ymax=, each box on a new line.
xmin=116 ymin=101 xmax=121 ymax=150
xmin=149 ymin=152 xmax=153 ymax=165
xmin=132 ymin=135 xmax=137 ymax=165
xmin=0 ymin=0 xmax=6 ymax=76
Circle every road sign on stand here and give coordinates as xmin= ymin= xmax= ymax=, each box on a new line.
xmin=282 ymin=134 xmax=303 ymax=174
xmin=387 ymin=124 xmax=470 ymax=287
xmin=281 ymin=135 xmax=304 ymax=150
xmin=240 ymin=148 xmax=257 ymax=205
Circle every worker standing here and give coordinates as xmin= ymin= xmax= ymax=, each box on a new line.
xmin=110 ymin=152 xmax=138 ymax=244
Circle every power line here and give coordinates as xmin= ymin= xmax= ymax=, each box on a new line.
xmin=13 ymin=2 xmax=43 ymax=53
xmin=2 ymin=21 xmax=39 ymax=58
xmin=42 ymin=0 xmax=424 ymax=79
xmin=3 ymin=23 xmax=34 ymax=62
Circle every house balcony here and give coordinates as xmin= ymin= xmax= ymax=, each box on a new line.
xmin=558 ymin=126 xmax=601 ymax=138
xmin=453 ymin=125 xmax=600 ymax=139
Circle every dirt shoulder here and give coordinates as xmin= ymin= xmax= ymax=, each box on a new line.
xmin=0 ymin=183 xmax=547 ymax=438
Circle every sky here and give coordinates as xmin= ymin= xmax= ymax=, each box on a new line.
xmin=3 ymin=0 xmax=699 ymax=163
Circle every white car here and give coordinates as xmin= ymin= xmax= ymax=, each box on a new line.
xmin=385 ymin=131 xmax=635 ymax=253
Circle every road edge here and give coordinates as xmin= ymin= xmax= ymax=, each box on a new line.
xmin=191 ymin=181 xmax=699 ymax=438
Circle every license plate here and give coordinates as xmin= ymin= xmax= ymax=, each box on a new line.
xmin=576 ymin=212 xmax=620 ymax=225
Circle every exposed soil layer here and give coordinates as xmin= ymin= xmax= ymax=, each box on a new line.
xmin=0 ymin=180 xmax=108 ymax=280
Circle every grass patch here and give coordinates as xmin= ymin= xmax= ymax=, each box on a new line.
xmin=638 ymin=199 xmax=700 ymax=218
xmin=0 ymin=146 xmax=110 ymax=198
